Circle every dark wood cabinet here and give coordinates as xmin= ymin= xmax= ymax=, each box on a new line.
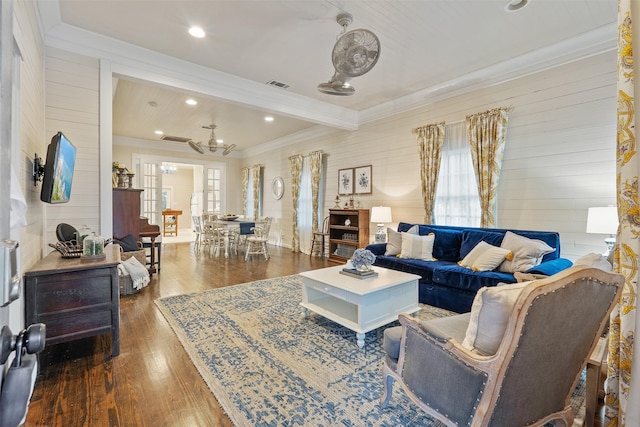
xmin=328 ymin=209 xmax=370 ymax=263
xmin=24 ymin=245 xmax=121 ymax=356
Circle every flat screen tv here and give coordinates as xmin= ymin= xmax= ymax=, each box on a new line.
xmin=40 ymin=132 xmax=77 ymax=204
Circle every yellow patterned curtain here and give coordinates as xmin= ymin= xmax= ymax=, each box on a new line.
xmin=605 ymin=2 xmax=639 ymax=425
xmin=241 ymin=167 xmax=249 ymax=217
xmin=466 ymin=107 xmax=510 ymax=228
xmin=415 ymin=123 xmax=445 ymax=224
xmin=309 ymin=151 xmax=324 ymax=233
xmin=289 ymin=154 xmax=303 ymax=252
xmin=251 ymin=164 xmax=262 ymax=218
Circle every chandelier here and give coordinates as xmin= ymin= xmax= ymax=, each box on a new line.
xmin=162 ymin=163 xmax=177 ymax=174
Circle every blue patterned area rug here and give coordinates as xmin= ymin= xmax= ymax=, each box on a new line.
xmin=156 ymin=275 xmax=586 ymax=427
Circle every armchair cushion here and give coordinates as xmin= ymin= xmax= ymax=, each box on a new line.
xmin=462 ymin=281 xmax=530 ymax=355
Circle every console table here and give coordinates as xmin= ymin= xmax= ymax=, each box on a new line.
xmin=24 ymin=245 xmax=121 ymax=356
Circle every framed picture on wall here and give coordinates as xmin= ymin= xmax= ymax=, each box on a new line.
xmin=338 ymin=168 xmax=354 ymax=195
xmin=354 ymin=165 xmax=372 ymax=194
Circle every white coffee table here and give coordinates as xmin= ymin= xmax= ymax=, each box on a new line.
xmin=299 ymin=265 xmax=420 ymax=347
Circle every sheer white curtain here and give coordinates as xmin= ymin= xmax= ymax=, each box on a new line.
xmin=298 ymin=156 xmax=313 ymax=254
xmin=434 ymin=121 xmax=481 ymax=227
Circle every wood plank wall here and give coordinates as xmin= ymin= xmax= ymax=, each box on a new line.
xmin=14 ymin=0 xmax=45 ymax=275
xmin=43 ymin=47 xmax=101 ymax=249
xmin=243 ymin=51 xmax=617 ymax=261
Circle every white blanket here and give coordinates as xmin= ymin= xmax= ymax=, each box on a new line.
xmin=118 ymin=256 xmax=150 ymax=290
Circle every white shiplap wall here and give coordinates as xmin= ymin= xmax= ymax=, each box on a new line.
xmin=243 ymin=51 xmax=617 ymax=261
xmin=14 ymin=0 xmax=46 ymax=275
xmin=44 ymin=47 xmax=101 ymax=247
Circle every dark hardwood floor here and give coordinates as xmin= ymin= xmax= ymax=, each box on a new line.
xmin=24 ymin=242 xmax=607 ymax=426
xmin=25 ymin=243 xmax=330 ymax=427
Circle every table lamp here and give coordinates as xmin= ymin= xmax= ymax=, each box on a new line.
xmin=371 ymin=206 xmax=392 ymax=243
xmin=586 ymin=206 xmax=619 ymax=255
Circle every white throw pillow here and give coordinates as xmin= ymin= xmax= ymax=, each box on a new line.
xmin=398 ymin=233 xmax=435 ymax=261
xmin=574 ymin=252 xmax=613 ymax=271
xmin=459 ymin=241 xmax=512 ymax=271
xmin=498 ymin=231 xmax=555 ymax=273
xmin=385 ymin=228 xmax=402 ymax=256
xmin=462 ymin=281 xmax=530 ymax=355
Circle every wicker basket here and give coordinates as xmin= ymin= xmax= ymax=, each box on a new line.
xmin=119 ymin=249 xmax=147 ymax=296
xmin=120 ymin=249 xmax=146 ymax=265
xmin=119 ymin=272 xmax=138 ymax=295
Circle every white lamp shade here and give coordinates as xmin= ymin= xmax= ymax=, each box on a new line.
xmin=371 ymin=206 xmax=392 ymax=224
xmin=586 ymin=206 xmax=619 ymax=234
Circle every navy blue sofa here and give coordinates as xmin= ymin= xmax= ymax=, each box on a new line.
xmin=366 ymin=222 xmax=573 ymax=313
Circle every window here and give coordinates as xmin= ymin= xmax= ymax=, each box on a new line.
xmin=206 ymin=167 xmax=222 ymax=213
xmin=434 ymin=122 xmax=481 ymax=227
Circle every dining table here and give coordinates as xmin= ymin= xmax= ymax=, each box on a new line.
xmin=213 ymin=218 xmax=263 ymax=258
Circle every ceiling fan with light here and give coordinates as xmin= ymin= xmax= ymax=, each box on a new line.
xmin=202 ymin=124 xmax=236 ymax=156
xmin=185 ymin=124 xmax=235 ymax=156
xmin=317 ymin=12 xmax=381 ymax=96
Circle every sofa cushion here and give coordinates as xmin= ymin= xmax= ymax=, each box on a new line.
xmin=418 ymin=227 xmax=464 ymax=262
xmin=432 ymin=264 xmax=516 ymax=292
xmin=385 ymin=228 xmax=403 ymax=256
xmin=574 ymin=252 xmax=613 ymax=271
xmin=460 ymin=230 xmax=505 ymax=259
xmin=374 ymin=256 xmax=452 ymax=284
xmin=385 ymin=226 xmax=419 ymax=256
xmin=498 ymin=231 xmax=555 ymax=273
xmin=462 ymin=281 xmax=530 ymax=355
xmin=525 ymin=258 xmax=573 ymax=276
xmin=399 ymin=233 xmax=435 ymax=260
xmin=459 ymin=241 xmax=512 ymax=272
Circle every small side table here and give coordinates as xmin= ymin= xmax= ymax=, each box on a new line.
xmin=585 ymin=336 xmax=608 ymax=427
xmin=162 ymin=209 xmax=183 ymax=236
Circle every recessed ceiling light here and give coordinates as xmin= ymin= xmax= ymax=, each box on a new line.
xmin=216 ymin=139 xmax=223 ymax=144
xmin=154 ymin=130 xmax=164 ymax=135
xmin=264 ymin=116 xmax=274 ymax=122
xmin=504 ymin=0 xmax=529 ymax=12
xmin=189 ymin=26 xmax=205 ymax=38
xmin=186 ymin=98 xmax=197 ymax=106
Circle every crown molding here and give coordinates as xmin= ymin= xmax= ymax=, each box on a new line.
xmin=359 ymin=23 xmax=617 ymax=124
xmin=241 ymin=125 xmax=342 ymax=158
xmin=43 ymin=22 xmax=359 ymax=131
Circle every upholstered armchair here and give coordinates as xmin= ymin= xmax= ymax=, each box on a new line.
xmin=380 ymin=266 xmax=623 ymax=426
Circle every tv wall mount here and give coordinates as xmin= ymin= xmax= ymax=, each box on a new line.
xmin=32 ymin=153 xmax=44 ymax=186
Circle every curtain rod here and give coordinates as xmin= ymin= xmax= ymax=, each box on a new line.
xmin=411 ymin=105 xmax=515 ymax=133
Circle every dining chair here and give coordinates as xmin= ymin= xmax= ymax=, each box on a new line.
xmin=310 ymin=216 xmax=329 ymax=257
xmin=245 ymin=217 xmax=272 ymax=260
xmin=192 ymin=216 xmax=203 ymax=251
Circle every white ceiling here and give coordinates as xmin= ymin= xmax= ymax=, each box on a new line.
xmin=39 ymin=0 xmax=618 ymax=154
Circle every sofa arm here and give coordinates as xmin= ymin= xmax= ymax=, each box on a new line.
xmin=365 ymin=243 xmax=386 ymax=256
xmin=525 ymin=258 xmax=573 ymax=276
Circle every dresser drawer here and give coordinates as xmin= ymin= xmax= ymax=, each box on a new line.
xmin=303 ymin=279 xmax=347 ymax=300
xmin=41 ymin=310 xmax=113 ymax=343
xmin=29 ymin=270 xmax=113 ymax=315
